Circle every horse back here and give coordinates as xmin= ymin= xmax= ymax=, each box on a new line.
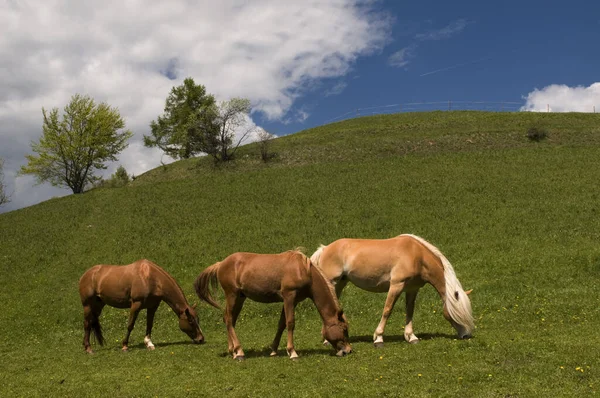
xmin=221 ymin=251 xmax=311 ymax=302
xmin=321 ymin=237 xmax=426 ymax=290
xmin=79 ymin=260 xmax=161 ymax=308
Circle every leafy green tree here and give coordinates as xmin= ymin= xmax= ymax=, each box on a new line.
xmin=0 ymin=158 xmax=9 ymax=206
xmin=19 ymin=94 xmax=133 ymax=194
xmin=144 ymin=78 xmax=217 ymax=159
xmin=204 ymin=98 xmax=254 ymax=162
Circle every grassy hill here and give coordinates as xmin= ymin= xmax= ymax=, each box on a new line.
xmin=1 ymin=111 xmax=599 ymax=397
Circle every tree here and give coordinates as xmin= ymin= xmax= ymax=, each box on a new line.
xmin=0 ymin=158 xmax=9 ymax=206
xmin=204 ymin=98 xmax=254 ymax=163
xmin=144 ymin=78 xmax=217 ymax=159
xmin=19 ymin=94 xmax=133 ymax=194
xmin=257 ymin=129 xmax=276 ymax=162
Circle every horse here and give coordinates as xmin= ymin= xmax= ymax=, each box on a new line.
xmin=310 ymin=234 xmax=474 ymax=347
xmin=193 ymin=250 xmax=352 ymax=360
xmin=78 ymin=259 xmax=204 ymax=354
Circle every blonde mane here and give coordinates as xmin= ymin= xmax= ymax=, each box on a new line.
xmin=401 ymin=234 xmax=474 ymax=335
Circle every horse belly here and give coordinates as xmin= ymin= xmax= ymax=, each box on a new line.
xmin=97 ymin=293 xmax=131 ymax=308
xmin=347 ymin=275 xmax=390 ymax=293
xmin=242 ymin=290 xmax=282 ymax=304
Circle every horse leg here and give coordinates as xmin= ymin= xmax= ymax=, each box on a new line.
xmin=122 ymin=301 xmax=142 ymax=351
xmin=404 ymin=290 xmax=419 ymax=344
xmin=282 ymin=292 xmax=299 ymax=360
xmin=82 ymin=299 xmax=104 ymax=354
xmin=373 ymin=283 xmax=404 ymax=347
xmin=225 ymin=293 xmax=246 ymax=360
xmin=144 ymin=305 xmax=159 ymax=350
xmin=270 ymin=307 xmax=286 ymax=356
xmin=82 ymin=304 xmax=94 ymax=354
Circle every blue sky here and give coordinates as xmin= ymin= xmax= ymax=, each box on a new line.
xmin=258 ymin=0 xmax=600 ymax=135
xmin=1 ymin=0 xmax=599 ymax=213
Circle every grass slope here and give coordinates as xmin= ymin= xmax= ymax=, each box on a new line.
xmin=1 ymin=111 xmax=599 ymax=397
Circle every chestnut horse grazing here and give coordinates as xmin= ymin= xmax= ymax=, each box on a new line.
xmin=78 ymin=259 xmax=204 ymax=354
xmin=311 ymin=234 xmax=474 ymax=347
xmin=194 ymin=250 xmax=352 ymax=360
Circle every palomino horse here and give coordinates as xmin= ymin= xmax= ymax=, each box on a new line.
xmin=194 ymin=250 xmax=352 ymax=360
xmin=78 ymin=259 xmax=204 ymax=353
xmin=310 ymin=234 xmax=474 ymax=347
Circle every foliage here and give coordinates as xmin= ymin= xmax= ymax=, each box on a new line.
xmin=19 ymin=94 xmax=132 ymax=194
xmin=1 ymin=111 xmax=600 ymax=396
xmin=527 ymin=126 xmax=549 ymax=142
xmin=257 ymin=129 xmax=276 ymax=162
xmin=143 ymin=78 xmax=217 ymax=159
xmin=95 ymin=165 xmax=130 ymax=189
xmin=0 ymin=158 xmax=9 ymax=206
xmin=203 ymin=98 xmax=254 ymax=163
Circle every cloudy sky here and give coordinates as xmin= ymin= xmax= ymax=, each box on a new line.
xmin=1 ymin=0 xmax=599 ymax=213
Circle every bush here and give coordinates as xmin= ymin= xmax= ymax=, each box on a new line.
xmin=94 ymin=165 xmax=130 ymax=189
xmin=527 ymin=126 xmax=548 ymax=142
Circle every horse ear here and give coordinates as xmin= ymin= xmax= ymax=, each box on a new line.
xmin=465 ymin=289 xmax=473 ymax=295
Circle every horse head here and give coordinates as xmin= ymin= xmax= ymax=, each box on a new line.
xmin=179 ymin=304 xmax=204 ymax=344
xmin=323 ymin=310 xmax=352 ymax=357
xmin=443 ymin=288 xmax=474 ymax=339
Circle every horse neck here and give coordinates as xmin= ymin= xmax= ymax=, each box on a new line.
xmin=422 ymin=257 xmax=447 ymax=300
xmin=309 ymin=264 xmax=340 ymax=325
xmin=156 ymin=270 xmax=189 ymax=315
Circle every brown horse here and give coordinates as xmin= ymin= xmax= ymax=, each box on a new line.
xmin=311 ymin=234 xmax=474 ymax=347
xmin=78 ymin=259 xmax=204 ymax=354
xmin=194 ymin=250 xmax=352 ymax=360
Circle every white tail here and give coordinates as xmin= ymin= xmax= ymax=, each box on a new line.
xmin=402 ymin=234 xmax=474 ymax=335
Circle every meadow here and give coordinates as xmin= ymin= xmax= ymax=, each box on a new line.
xmin=0 ymin=111 xmax=598 ymax=397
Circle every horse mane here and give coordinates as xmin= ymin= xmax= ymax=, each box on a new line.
xmin=310 ymin=245 xmax=326 ymax=267
xmin=309 ymin=260 xmax=341 ymax=310
xmin=401 ymin=234 xmax=474 ymax=335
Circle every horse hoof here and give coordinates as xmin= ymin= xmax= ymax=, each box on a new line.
xmin=409 ymin=339 xmax=419 ymax=345
xmin=270 ymin=351 xmax=278 ymax=357
xmin=85 ymin=349 xmax=94 ymax=355
xmin=147 ymin=345 xmax=155 ymax=351
xmin=235 ymin=355 xmax=245 ymax=362
xmin=290 ymin=357 xmax=299 ymax=361
xmin=122 ymin=347 xmax=129 ymax=352
xmin=374 ymin=342 xmax=384 ymax=349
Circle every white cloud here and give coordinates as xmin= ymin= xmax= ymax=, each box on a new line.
xmin=0 ymin=0 xmax=391 ymax=213
xmin=415 ymin=19 xmax=468 ymax=41
xmin=388 ymin=45 xmax=416 ymax=68
xmin=325 ymin=81 xmax=348 ymax=97
xmin=521 ymin=83 xmax=600 ymax=112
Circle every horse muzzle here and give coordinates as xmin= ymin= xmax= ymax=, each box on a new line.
xmin=336 ymin=345 xmax=352 ymax=357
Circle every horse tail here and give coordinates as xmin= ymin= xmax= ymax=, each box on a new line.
xmin=91 ymin=312 xmax=104 ymax=346
xmin=194 ymin=262 xmax=222 ymax=309
xmin=402 ymin=234 xmax=475 ymax=335
xmin=310 ymin=245 xmax=326 ymax=267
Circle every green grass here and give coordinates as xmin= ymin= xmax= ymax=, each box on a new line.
xmin=1 ymin=111 xmax=599 ymax=397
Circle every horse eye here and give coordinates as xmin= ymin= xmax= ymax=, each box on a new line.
xmin=454 ymin=291 xmax=459 ymax=300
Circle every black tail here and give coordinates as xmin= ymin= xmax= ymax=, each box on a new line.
xmin=91 ymin=313 xmax=104 ymax=346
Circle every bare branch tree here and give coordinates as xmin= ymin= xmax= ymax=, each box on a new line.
xmin=257 ymin=129 xmax=276 ymax=162
xmin=0 ymin=158 xmax=9 ymax=206
xmin=204 ymin=98 xmax=255 ymax=163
